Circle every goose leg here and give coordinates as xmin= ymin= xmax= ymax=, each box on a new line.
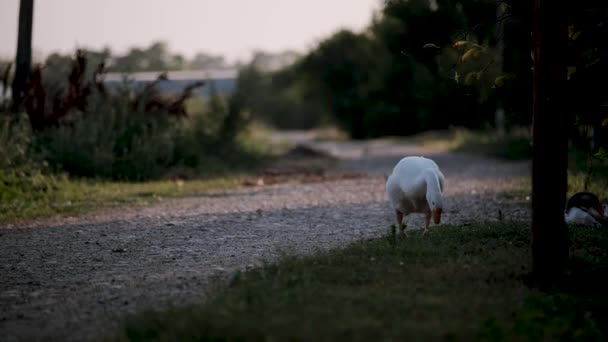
xmin=423 ymin=209 xmax=431 ymax=236
xmin=395 ymin=210 xmax=405 ymax=231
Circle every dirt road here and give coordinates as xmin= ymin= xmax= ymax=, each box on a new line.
xmin=0 ymin=134 xmax=530 ymax=341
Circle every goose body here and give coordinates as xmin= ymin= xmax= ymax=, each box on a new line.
xmin=386 ymin=156 xmax=445 ymax=233
xmin=564 ymin=192 xmax=608 ymax=228
xmin=565 ymin=207 xmax=603 ymax=226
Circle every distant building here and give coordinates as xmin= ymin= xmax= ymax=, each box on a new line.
xmin=0 ymin=69 xmax=238 ymax=104
xmin=102 ymin=69 xmax=238 ymax=98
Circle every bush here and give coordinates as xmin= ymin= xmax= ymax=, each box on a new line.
xmin=0 ymin=113 xmax=33 ymax=170
xmin=0 ymin=113 xmax=64 ymax=217
xmin=38 ymin=92 xmax=181 ymax=180
xmin=1 ymin=49 xmax=252 ymax=181
xmin=234 ymin=65 xmax=330 ymax=130
xmin=35 ymin=89 xmax=251 ymax=181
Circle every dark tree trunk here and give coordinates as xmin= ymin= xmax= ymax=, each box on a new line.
xmin=11 ymin=0 xmax=34 ymax=112
xmin=531 ymin=0 xmax=569 ymax=281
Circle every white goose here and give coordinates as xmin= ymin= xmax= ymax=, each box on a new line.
xmin=386 ymin=156 xmax=445 ymax=234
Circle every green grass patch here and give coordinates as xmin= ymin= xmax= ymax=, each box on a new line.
xmin=395 ymin=127 xmax=533 ymax=160
xmin=0 ymin=130 xmax=333 ymax=224
xmin=449 ymin=128 xmax=532 ymax=160
xmin=568 ymin=172 xmax=608 ymax=200
xmin=511 ymin=171 xmax=608 ymax=201
xmin=0 ymin=173 xmax=243 ymax=223
xmin=116 ymin=222 xmax=608 ymax=341
xmin=0 ymin=111 xmax=276 ymax=224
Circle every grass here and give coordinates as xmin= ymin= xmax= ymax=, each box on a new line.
xmin=568 ymin=171 xmax=608 ymax=200
xmin=446 ymin=127 xmax=532 ymax=160
xmin=116 ymin=222 xmax=608 ymax=341
xmin=0 ymin=175 xmax=244 ymax=224
xmin=0 ymin=126 xmax=339 ymax=224
xmin=568 ymin=144 xmax=608 ymax=197
xmin=0 ymin=119 xmax=280 ymax=224
xmin=389 ymin=127 xmax=533 ymax=160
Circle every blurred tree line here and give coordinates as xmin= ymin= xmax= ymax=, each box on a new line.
xmin=238 ymin=0 xmax=607 ymax=147
xmin=33 ymin=42 xmax=302 ymax=76
xmin=238 ymin=0 xmax=530 ymax=137
xmin=41 ymin=41 xmax=232 ymax=74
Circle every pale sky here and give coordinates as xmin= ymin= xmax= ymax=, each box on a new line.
xmin=1 ymin=0 xmax=380 ymax=63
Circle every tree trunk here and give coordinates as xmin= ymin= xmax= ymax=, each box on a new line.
xmin=11 ymin=0 xmax=34 ymax=112
xmin=531 ymin=0 xmax=569 ymax=281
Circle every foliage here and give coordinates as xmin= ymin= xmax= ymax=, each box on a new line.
xmin=361 ymin=0 xmax=501 ymax=136
xmin=0 ymin=175 xmax=243 ymax=223
xmin=110 ymin=42 xmax=186 ymax=73
xmin=235 ymin=0 xmax=506 ymax=138
xmin=227 ymin=62 xmax=330 ymax=130
xmin=565 ymin=0 xmax=608 ymax=182
xmin=189 ymin=52 xmax=227 ymax=70
xmin=565 ymin=0 xmax=608 ymax=127
xmin=20 ymin=50 xmax=207 ymax=132
xmin=297 ymin=29 xmax=390 ymax=138
xmin=0 ymin=94 xmax=257 ymax=220
xmin=0 ymin=45 xmax=253 ymax=184
xmin=448 ymin=126 xmax=532 ymax=160
xmin=34 ymin=88 xmax=255 ymax=180
xmin=0 ymin=113 xmax=63 ymax=219
xmin=421 ymin=0 xmax=608 ymax=191
xmin=0 ymin=42 xmax=262 ymax=222
xmin=0 ymin=113 xmax=33 ymax=170
xmin=420 ymin=0 xmax=532 ymax=127
xmin=116 ymin=223 xmax=608 ymax=341
xmin=0 ymin=93 xmax=263 ymax=222
xmin=429 ymin=0 xmax=608 ymax=146
xmin=37 ymin=94 xmax=178 ymax=180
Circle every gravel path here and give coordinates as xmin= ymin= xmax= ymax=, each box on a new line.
xmin=0 ymin=135 xmax=531 ymax=342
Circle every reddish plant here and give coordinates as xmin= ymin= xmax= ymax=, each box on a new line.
xmin=17 ymin=50 xmax=206 ymax=131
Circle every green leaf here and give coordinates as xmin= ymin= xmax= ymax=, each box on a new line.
xmin=423 ymin=43 xmax=440 ymax=49
xmin=567 ymin=67 xmax=576 ymax=80
xmin=462 ymin=48 xmax=480 ymax=62
xmin=494 ymin=73 xmax=516 ymax=87
xmin=594 ymin=147 xmax=608 ymax=161
xmin=453 ymin=40 xmax=468 ymax=48
xmin=602 ymin=118 xmax=608 ymax=127
xmin=568 ymin=25 xmax=582 ymax=40
xmin=495 ymin=75 xmax=506 ymax=87
xmin=465 ymin=72 xmax=477 ymax=85
xmin=586 ymin=57 xmax=601 ymax=68
xmin=454 ymin=71 xmax=460 ymax=83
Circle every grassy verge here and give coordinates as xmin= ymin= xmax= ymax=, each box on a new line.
xmin=0 ymin=174 xmax=246 ymax=224
xmin=452 ymin=129 xmax=532 ymax=160
xmin=116 ymin=222 xmax=608 ymax=341
xmin=510 ymin=169 xmax=608 ymax=201
xmin=0 ymin=149 xmax=268 ymax=225
xmin=0 ymin=132 xmax=340 ymax=224
xmin=391 ymin=127 xmax=532 ymax=160
xmin=567 ymin=172 xmax=608 ymax=200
